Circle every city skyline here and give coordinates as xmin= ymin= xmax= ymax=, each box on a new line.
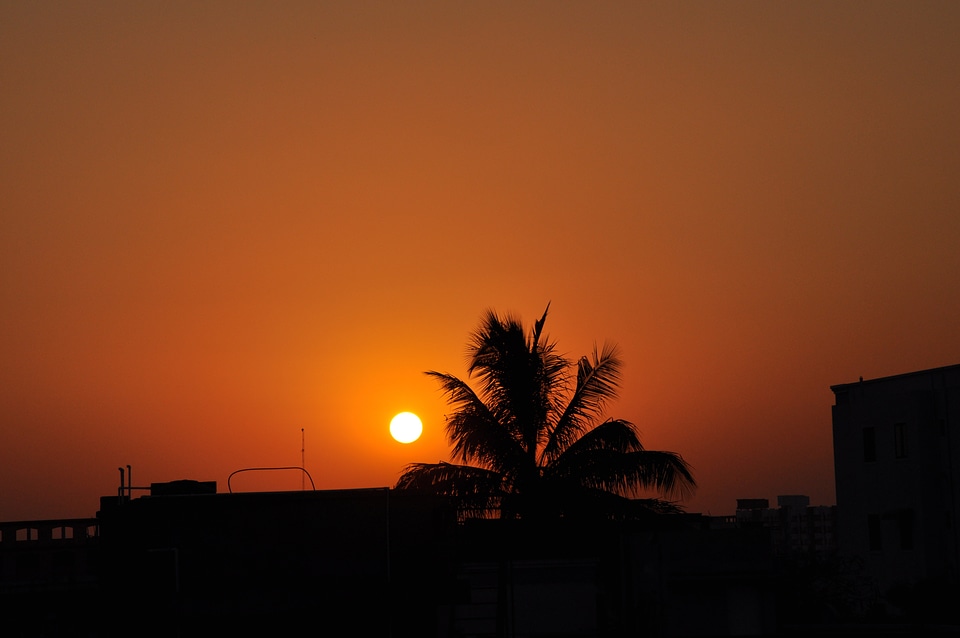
xmin=3 ymin=2 xmax=960 ymax=521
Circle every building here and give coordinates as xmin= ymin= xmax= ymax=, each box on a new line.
xmin=1 ymin=478 xmax=779 ymax=637
xmin=733 ymin=496 xmax=837 ymax=560
xmin=831 ymin=363 xmax=960 ymax=595
xmin=0 ymin=518 xmax=100 ymax=635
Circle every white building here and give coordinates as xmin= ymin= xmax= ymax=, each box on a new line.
xmin=831 ymin=363 xmax=960 ymax=593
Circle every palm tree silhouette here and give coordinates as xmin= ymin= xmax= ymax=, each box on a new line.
xmin=396 ymin=305 xmax=695 ymax=520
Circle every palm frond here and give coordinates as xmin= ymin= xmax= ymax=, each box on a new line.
xmin=542 ymin=343 xmax=623 ymax=462
xmin=565 ymin=448 xmax=696 ymax=498
xmin=624 ymin=449 xmax=696 ymax=498
xmin=546 ymin=419 xmax=695 ymax=498
xmin=395 ymin=461 xmax=506 ymax=515
xmin=466 ymin=310 xmax=534 ymax=440
xmin=464 ymin=308 xmax=567 ymax=459
xmin=425 ymin=370 xmax=526 ymax=475
xmin=568 ymin=493 xmax=687 ymax=518
xmin=531 ymin=302 xmax=550 ymax=349
xmin=630 ymin=498 xmax=687 ymax=515
xmin=553 ymin=418 xmax=642 ymax=455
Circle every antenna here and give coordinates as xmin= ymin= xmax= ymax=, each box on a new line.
xmin=301 ymin=428 xmax=305 ymax=491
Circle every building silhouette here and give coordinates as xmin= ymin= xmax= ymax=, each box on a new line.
xmin=2 ymin=478 xmax=779 ymax=637
xmin=0 ymin=518 xmax=100 ymax=634
xmin=832 ymin=363 xmax=960 ymax=603
xmin=733 ymin=496 xmax=837 ymax=560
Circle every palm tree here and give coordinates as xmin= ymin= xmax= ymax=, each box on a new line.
xmin=396 ymin=305 xmax=695 ymax=520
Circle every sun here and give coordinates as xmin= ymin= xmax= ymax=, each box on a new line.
xmin=390 ymin=412 xmax=423 ymax=444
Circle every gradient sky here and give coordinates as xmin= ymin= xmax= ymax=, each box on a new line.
xmin=3 ymin=1 xmax=959 ymax=521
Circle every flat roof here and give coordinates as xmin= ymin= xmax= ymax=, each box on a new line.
xmin=830 ymin=362 xmax=960 ymax=393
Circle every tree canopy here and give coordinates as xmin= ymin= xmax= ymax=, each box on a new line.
xmin=396 ymin=305 xmax=695 ymax=520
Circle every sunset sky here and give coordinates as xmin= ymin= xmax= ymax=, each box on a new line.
xmin=3 ymin=1 xmax=959 ymax=521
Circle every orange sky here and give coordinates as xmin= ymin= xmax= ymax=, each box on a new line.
xmin=3 ymin=1 xmax=959 ymax=521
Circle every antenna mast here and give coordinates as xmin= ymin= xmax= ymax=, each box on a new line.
xmin=301 ymin=428 xmax=305 ymax=491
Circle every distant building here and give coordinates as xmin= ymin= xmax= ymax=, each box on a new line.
xmin=732 ymin=495 xmax=837 ymax=560
xmin=831 ymin=363 xmax=960 ymax=594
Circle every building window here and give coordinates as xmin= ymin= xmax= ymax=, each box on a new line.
xmin=863 ymin=427 xmax=877 ymax=462
xmin=868 ymin=514 xmax=882 ymax=551
xmin=15 ymin=528 xmax=38 ymax=542
xmin=52 ymin=526 xmax=77 ymax=541
xmin=894 ymin=422 xmax=907 ymax=458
